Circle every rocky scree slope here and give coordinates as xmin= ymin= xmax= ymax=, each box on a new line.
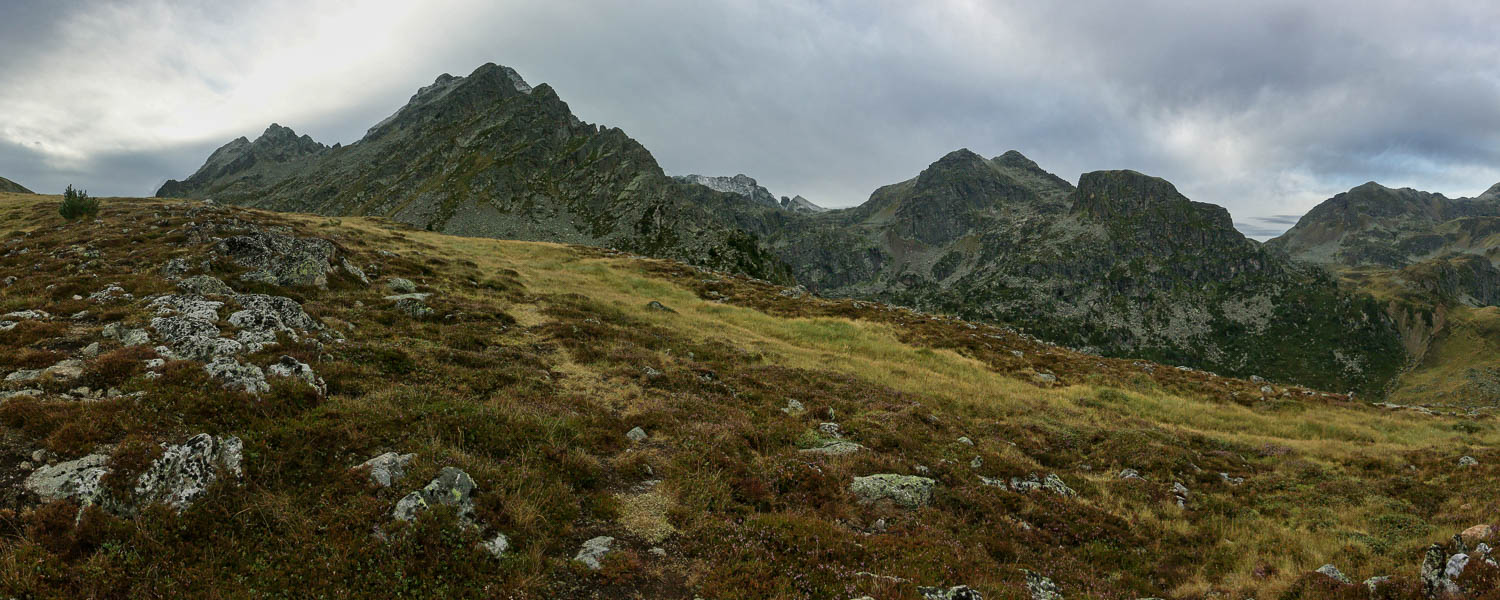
xmin=757 ymin=149 xmax=1404 ymax=397
xmin=156 ymin=63 xmax=793 ymax=284
xmin=2 ymin=193 xmax=1500 ymax=598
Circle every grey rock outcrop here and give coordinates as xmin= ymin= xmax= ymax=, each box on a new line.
xmin=215 ymin=232 xmax=338 ymax=288
xmin=23 ymin=454 xmax=110 ymax=506
xmin=1314 ymin=563 xmax=1351 ymax=584
xmin=919 ymin=585 xmax=982 ymax=600
xmin=132 ymin=434 xmax=244 ymax=511
xmin=393 ymin=467 xmax=476 ymax=522
xmin=480 ymin=533 xmax=511 ymax=558
xmin=22 ymin=433 xmax=242 ymax=515
xmin=177 ymin=275 xmax=235 ymax=296
xmin=849 ymin=474 xmax=936 ymax=508
xmin=1024 ymin=570 xmax=1063 ymax=600
xmin=358 ymin=452 xmax=416 ymax=487
xmin=573 ymin=535 xmax=618 ymax=570
xmin=204 ymin=358 xmax=269 ymax=393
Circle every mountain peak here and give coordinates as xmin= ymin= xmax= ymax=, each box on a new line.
xmin=992 ymin=149 xmax=1033 ymax=166
xmin=1481 ymin=182 xmax=1500 ymax=199
xmin=1073 ymin=169 xmax=1234 ymax=232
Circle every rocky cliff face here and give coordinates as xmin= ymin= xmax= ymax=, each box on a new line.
xmin=0 ymin=176 xmax=33 ymax=194
xmin=158 ymin=64 xmax=792 ymax=283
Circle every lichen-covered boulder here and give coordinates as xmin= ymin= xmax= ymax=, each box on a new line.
xmin=849 ymin=473 xmax=936 ymax=508
xmin=23 ymin=454 xmax=110 ymax=506
xmin=386 ymin=278 xmax=417 ymax=293
xmin=132 ymin=433 xmax=244 ymax=511
xmin=392 ymin=467 xmax=476 ymax=522
xmin=216 ymin=232 xmax=337 ymax=288
xmin=204 ymin=358 xmax=269 ymax=393
xmin=358 ymin=452 xmax=416 ymax=487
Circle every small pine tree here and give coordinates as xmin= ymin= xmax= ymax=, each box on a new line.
xmin=58 ymin=184 xmax=99 ymax=220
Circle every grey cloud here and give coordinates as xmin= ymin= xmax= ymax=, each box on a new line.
xmin=2 ymin=0 xmax=1498 ymax=224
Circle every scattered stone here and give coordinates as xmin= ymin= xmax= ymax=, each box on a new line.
xmin=1459 ymin=455 xmax=1479 ymax=467
xmin=392 ymin=467 xmax=476 ymax=522
xmin=573 ymin=535 xmax=618 ymax=570
xmin=970 ymin=456 xmax=983 ymax=469
xmin=177 ymin=275 xmax=235 ymax=296
xmin=88 ymin=284 xmax=131 ymax=303
xmin=641 ymin=366 xmax=662 ymax=378
xmin=0 ymin=389 xmax=43 ymax=400
xmin=799 ymin=440 xmax=866 ymax=456
xmin=204 ymin=358 xmax=269 ymax=394
xmin=161 ymin=257 xmax=193 ymax=280
xmin=1118 ymin=468 xmax=1144 ymax=480
xmin=340 ymin=258 xmax=370 ymax=285
xmin=1445 ymin=553 xmax=1469 ymax=582
xmin=357 ymin=452 xmax=416 ymax=487
xmin=781 ymin=399 xmax=806 ymax=416
xmin=626 ymin=427 xmax=648 ymax=443
xmin=2 ymin=309 xmax=50 ymax=320
xmin=1363 ymin=576 xmax=1391 ymax=594
xmin=649 ymin=547 xmax=667 ymax=557
xmin=267 ymin=355 xmax=327 ymax=395
xmin=1024 ymin=570 xmax=1063 ymax=600
xmin=1460 ymin=523 xmax=1496 ymax=544
xmin=80 ymin=342 xmax=101 ymax=358
xmin=849 ymin=474 xmax=936 ymax=508
xmin=1218 ymin=472 xmax=1244 ymax=486
xmin=388 ymin=295 xmax=433 ymax=318
xmin=1007 ymin=473 xmax=1076 ymax=497
xmin=645 ymin=300 xmax=674 ymax=313
xmin=479 ymin=533 xmax=510 ymax=558
xmin=386 ymin=277 xmax=418 ymax=293
xmin=1315 ymin=564 xmax=1351 ymax=584
xmin=919 ymin=585 xmax=983 ymax=600
xmin=818 ymin=422 xmax=841 ymax=438
xmin=1032 ymin=372 xmax=1057 ymax=384
xmin=4 ymin=369 xmax=41 ymax=383
xmin=956 ymin=436 xmax=973 ymax=446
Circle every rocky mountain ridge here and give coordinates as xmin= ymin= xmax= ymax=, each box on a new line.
xmin=157 ymin=63 xmax=792 ymax=284
xmin=759 ymin=150 xmax=1403 ymax=395
xmin=158 ymin=62 xmax=1405 ymax=395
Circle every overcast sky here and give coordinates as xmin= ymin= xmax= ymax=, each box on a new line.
xmin=3 ymin=0 xmax=1499 ymax=238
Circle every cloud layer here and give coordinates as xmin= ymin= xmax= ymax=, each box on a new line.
xmin=2 ymin=0 xmax=1498 ymax=238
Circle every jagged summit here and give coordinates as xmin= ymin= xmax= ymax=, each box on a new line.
xmin=673 ymin=174 xmax=780 ymax=208
xmin=155 ymin=60 xmax=792 ymax=283
xmin=365 ymin=63 xmax=538 ymax=140
xmin=780 ymin=194 xmax=826 ymax=213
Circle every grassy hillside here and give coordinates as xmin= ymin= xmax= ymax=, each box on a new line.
xmin=0 ymin=192 xmax=1497 ymax=598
